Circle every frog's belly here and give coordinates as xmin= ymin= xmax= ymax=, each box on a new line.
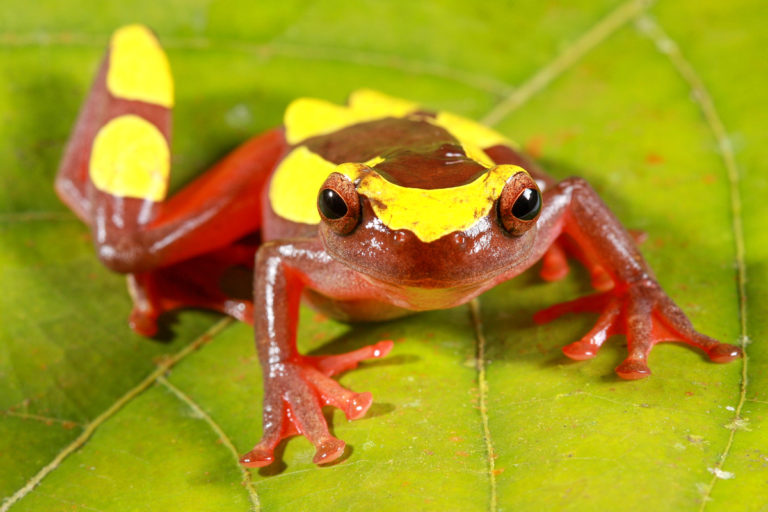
xmin=303 ymin=289 xmax=414 ymax=322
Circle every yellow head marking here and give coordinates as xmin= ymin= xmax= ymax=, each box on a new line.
xmin=269 ymin=145 xmax=526 ymax=240
xmin=284 ymin=89 xmax=419 ymax=144
xmin=89 ymin=115 xmax=170 ymax=201
xmin=268 ymin=146 xmax=337 ymax=224
xmin=107 ymin=24 xmax=174 ymax=107
xmin=354 ymin=164 xmax=525 ymax=243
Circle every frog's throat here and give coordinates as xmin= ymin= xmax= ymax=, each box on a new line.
xmin=268 ymin=146 xmax=527 ymax=243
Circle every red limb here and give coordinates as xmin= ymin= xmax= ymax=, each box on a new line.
xmin=56 ymin=30 xmax=286 ymax=332
xmin=534 ymin=178 xmax=741 ymax=378
xmin=56 ymin=29 xmax=286 ymax=274
xmin=239 ymin=241 xmax=393 ymax=468
xmin=127 ymin=241 xmax=257 ymax=336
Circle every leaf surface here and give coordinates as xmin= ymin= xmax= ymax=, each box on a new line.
xmin=1 ymin=1 xmax=766 ymax=510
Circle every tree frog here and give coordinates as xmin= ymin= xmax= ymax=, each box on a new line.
xmin=56 ymin=25 xmax=742 ymax=468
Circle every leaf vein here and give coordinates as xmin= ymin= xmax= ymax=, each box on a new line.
xmin=0 ymin=410 xmax=84 ymax=428
xmin=0 ymin=317 xmax=233 ymax=512
xmin=635 ymin=15 xmax=750 ymax=511
xmin=469 ymin=298 xmax=497 ymax=512
xmin=481 ymin=0 xmax=653 ymax=126
xmin=157 ymin=376 xmax=260 ymax=512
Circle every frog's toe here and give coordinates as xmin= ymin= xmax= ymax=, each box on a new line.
xmin=302 ymin=364 xmax=374 ymax=420
xmin=562 ymin=340 xmax=599 ymax=361
xmin=589 ymin=268 xmax=614 ymax=292
xmin=707 ymin=343 xmax=743 ymax=363
xmin=128 ymin=307 xmax=159 ymax=337
xmin=312 ymin=437 xmax=347 ymax=465
xmin=615 ymin=358 xmax=652 ymax=380
xmin=239 ymin=445 xmax=275 ymax=468
xmin=540 ymin=241 xmax=570 ymax=282
xmin=309 ymin=340 xmax=394 ymax=376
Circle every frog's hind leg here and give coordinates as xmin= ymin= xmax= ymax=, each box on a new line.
xmin=127 ymin=241 xmax=257 ymax=336
xmin=56 ymin=24 xmax=285 ymax=276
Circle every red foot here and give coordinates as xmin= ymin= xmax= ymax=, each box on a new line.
xmin=240 ymin=340 xmax=394 ymax=468
xmin=534 ymin=281 xmax=742 ymax=379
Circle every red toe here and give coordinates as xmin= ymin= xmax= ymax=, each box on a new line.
xmin=708 ymin=343 xmax=743 ymax=363
xmin=562 ymin=341 xmax=599 ymax=361
xmin=615 ymin=359 xmax=651 ymax=380
xmin=345 ymin=392 xmax=373 ymax=420
xmin=239 ymin=447 xmax=274 ymax=468
xmin=313 ymin=437 xmax=346 ymax=465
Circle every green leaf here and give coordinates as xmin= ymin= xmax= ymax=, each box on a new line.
xmin=2 ymin=0 xmax=766 ymax=510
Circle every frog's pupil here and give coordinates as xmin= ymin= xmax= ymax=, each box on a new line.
xmin=318 ymin=189 xmax=348 ymax=219
xmin=512 ymin=188 xmax=541 ymax=221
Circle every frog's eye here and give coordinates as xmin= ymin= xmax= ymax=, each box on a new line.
xmin=317 ymin=172 xmax=361 ymax=235
xmin=497 ymin=172 xmax=542 ymax=236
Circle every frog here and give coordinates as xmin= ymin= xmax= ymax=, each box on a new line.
xmin=55 ymin=25 xmax=742 ymax=468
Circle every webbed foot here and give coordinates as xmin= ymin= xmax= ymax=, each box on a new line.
xmin=240 ymin=340 xmax=393 ymax=467
xmin=533 ymin=279 xmax=741 ymax=379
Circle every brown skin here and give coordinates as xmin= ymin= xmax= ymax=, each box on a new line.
xmin=57 ymin=62 xmax=742 ymax=468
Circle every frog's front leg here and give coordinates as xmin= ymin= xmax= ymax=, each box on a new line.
xmin=239 ymin=239 xmax=393 ymax=468
xmin=532 ymin=178 xmax=742 ymax=379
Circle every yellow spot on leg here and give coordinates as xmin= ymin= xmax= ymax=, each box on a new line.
xmin=89 ymin=115 xmax=170 ymax=201
xmin=107 ymin=24 xmax=174 ymax=107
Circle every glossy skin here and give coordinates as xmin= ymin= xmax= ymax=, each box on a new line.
xmin=56 ymin=26 xmax=742 ymax=468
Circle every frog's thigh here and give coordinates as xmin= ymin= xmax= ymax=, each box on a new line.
xmin=58 ymin=25 xmax=286 ymax=274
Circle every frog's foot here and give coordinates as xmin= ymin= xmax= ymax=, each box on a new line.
xmin=240 ymin=341 xmax=394 ymax=468
xmin=541 ymin=231 xmax=647 ymax=291
xmin=126 ymin=245 xmax=256 ymax=336
xmin=533 ymin=279 xmax=742 ymax=379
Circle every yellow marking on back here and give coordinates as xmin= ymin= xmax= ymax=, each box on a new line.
xmin=353 ymin=164 xmax=525 ymax=243
xmin=107 ymin=24 xmax=174 ymax=107
xmin=431 ymin=111 xmax=513 ymax=149
xmin=268 ymin=146 xmax=337 ymax=224
xmin=461 ymin=142 xmax=495 ymax=168
xmin=348 ymin=89 xmax=420 ymax=118
xmin=284 ymin=89 xmax=419 ymax=144
xmin=89 ymin=115 xmax=170 ymax=201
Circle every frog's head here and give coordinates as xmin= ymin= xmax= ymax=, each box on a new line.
xmin=315 ymin=145 xmax=542 ymax=288
xmin=271 ymin=91 xmax=543 ymax=288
